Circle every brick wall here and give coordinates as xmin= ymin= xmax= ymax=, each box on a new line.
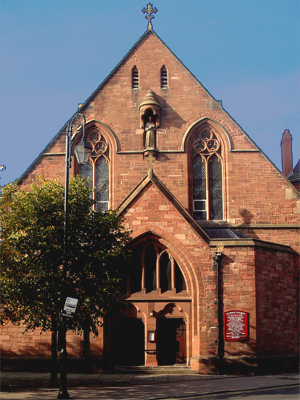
xmin=255 ymin=248 xmax=298 ymax=355
xmin=0 ymin=323 xmax=103 ymax=360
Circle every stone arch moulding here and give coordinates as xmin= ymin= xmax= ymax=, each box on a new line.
xmin=182 ymin=117 xmax=233 ymax=153
xmin=130 ymin=226 xmax=204 ymax=336
xmin=124 ymin=302 xmax=147 ymax=322
xmin=77 ymin=119 xmax=120 ymax=153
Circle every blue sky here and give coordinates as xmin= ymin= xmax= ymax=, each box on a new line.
xmin=0 ymin=0 xmax=299 ymax=186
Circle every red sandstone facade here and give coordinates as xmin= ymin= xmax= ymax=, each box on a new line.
xmin=1 ymin=29 xmax=299 ymax=373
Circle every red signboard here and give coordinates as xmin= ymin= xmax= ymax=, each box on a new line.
xmin=224 ymin=310 xmax=249 ymax=341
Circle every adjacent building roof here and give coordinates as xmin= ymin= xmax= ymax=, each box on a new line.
xmin=287 ymin=159 xmax=300 ymax=186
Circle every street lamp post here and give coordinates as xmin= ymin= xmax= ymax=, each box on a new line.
xmin=0 ymin=165 xmax=6 ymax=194
xmin=58 ymin=113 xmax=92 ymax=399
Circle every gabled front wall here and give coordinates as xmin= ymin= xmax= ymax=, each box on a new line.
xmin=20 ymin=33 xmax=300 ymax=236
xmin=3 ymin=30 xmax=298 ymax=373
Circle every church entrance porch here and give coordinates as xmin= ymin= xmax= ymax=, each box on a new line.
xmin=110 ymin=301 xmax=190 ymax=368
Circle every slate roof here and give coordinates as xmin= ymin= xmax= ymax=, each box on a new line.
xmin=287 ymin=159 xmax=300 ymax=186
xmin=203 ymin=228 xmax=249 ymax=239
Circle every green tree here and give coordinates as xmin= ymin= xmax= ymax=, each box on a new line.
xmin=0 ymin=177 xmax=131 ymax=377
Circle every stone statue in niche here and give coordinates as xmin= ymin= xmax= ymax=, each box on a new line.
xmin=144 ymin=116 xmax=156 ymax=149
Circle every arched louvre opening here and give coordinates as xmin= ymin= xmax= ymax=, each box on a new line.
xmin=132 ymin=66 xmax=139 ymax=89
xmin=79 ymin=127 xmax=110 ymax=211
xmin=161 ymin=65 xmax=168 ymax=88
xmin=192 ymin=128 xmax=223 ymax=220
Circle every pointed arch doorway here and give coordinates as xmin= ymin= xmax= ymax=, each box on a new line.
xmin=109 ymin=236 xmax=192 ymax=367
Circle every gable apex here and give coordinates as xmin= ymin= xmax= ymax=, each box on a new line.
xmin=117 ymin=169 xmax=210 ymax=244
xmin=77 ymin=29 xmax=218 ymax=115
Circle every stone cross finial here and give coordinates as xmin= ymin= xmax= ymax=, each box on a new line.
xmin=142 ymin=3 xmax=158 ymax=31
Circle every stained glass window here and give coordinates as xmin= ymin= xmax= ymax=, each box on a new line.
xmin=160 ymin=252 xmax=172 ymax=293
xmin=175 ymin=261 xmax=186 ymax=293
xmin=80 ymin=128 xmax=110 ymax=211
xmin=209 ymin=154 xmax=223 ymax=220
xmin=96 ymin=157 xmax=109 ymax=212
xmin=145 ymin=244 xmax=157 ymax=293
xmin=128 ymin=243 xmax=186 ymax=295
xmin=192 ymin=128 xmax=223 ymax=220
xmin=193 ymin=155 xmax=206 ymax=220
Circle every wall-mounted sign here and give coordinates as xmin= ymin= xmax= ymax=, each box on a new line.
xmin=62 ymin=297 xmax=78 ymax=318
xmin=148 ymin=330 xmax=156 ymax=342
xmin=224 ymin=310 xmax=249 ymax=341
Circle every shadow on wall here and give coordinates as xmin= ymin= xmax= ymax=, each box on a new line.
xmin=1 ymin=339 xmax=104 ymax=373
xmin=154 ymin=92 xmax=186 ymax=130
xmin=237 ymin=208 xmax=260 ymax=240
xmin=239 ymin=209 xmax=254 ymax=225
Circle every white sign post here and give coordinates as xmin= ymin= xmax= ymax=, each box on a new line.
xmin=62 ymin=297 xmax=78 ymax=318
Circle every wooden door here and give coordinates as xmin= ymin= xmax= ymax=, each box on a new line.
xmin=115 ymin=318 xmax=145 ymax=366
xmin=157 ymin=318 xmax=186 ymax=365
xmin=175 ymin=321 xmax=186 ymax=363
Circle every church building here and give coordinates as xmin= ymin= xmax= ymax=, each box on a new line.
xmin=1 ymin=5 xmax=299 ymax=374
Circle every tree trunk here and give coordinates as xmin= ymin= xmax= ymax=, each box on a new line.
xmin=50 ymin=320 xmax=58 ymax=387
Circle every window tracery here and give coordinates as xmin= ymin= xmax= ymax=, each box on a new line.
xmin=128 ymin=243 xmax=186 ymax=295
xmin=192 ymin=128 xmax=223 ymax=220
xmin=80 ymin=127 xmax=110 ymax=212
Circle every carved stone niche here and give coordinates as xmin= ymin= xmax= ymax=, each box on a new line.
xmin=139 ymin=90 xmax=161 ymax=153
xmin=139 ymin=90 xmax=161 ymax=129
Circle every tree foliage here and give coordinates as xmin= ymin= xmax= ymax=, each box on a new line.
xmin=0 ymin=177 xmax=131 ymax=335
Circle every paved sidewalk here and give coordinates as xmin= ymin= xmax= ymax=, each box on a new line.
xmin=1 ymin=372 xmax=299 ymax=400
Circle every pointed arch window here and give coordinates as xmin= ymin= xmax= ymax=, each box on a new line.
xmin=80 ymin=127 xmax=110 ymax=211
xmin=161 ymin=65 xmax=168 ymax=88
xmin=160 ymin=252 xmax=172 ymax=292
xmin=132 ymin=66 xmax=139 ymax=89
xmin=192 ymin=129 xmax=223 ymax=220
xmin=128 ymin=243 xmax=186 ymax=295
xmin=145 ymin=244 xmax=157 ymax=293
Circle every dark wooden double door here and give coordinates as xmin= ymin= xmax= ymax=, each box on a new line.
xmin=115 ymin=317 xmax=186 ymax=366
